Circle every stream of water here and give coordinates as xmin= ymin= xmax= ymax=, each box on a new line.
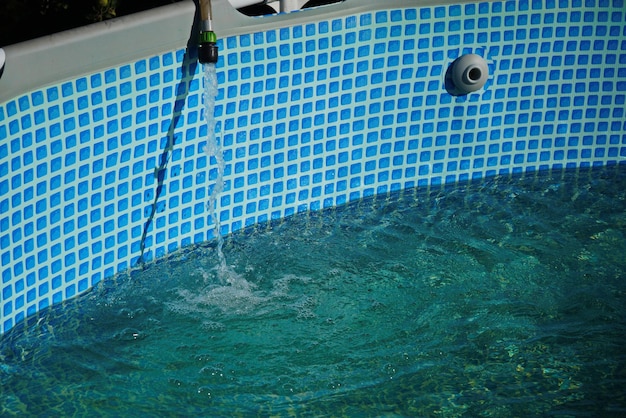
xmin=202 ymin=63 xmax=230 ymax=281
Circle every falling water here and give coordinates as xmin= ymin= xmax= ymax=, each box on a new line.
xmin=202 ymin=63 xmax=228 ymax=275
xmin=202 ymin=63 xmax=254 ymax=292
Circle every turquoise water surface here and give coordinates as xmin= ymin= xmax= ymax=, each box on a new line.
xmin=1 ymin=166 xmax=625 ymax=416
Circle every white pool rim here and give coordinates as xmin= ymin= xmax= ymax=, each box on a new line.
xmin=0 ymin=0 xmax=468 ymax=104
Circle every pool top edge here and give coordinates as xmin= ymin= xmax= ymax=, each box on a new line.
xmin=0 ymin=0 xmax=483 ymax=105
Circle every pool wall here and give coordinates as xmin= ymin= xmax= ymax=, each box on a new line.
xmin=1 ymin=0 xmax=625 ymax=334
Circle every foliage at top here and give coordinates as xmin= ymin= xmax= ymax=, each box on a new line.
xmin=1 ymin=0 xmax=183 ymax=46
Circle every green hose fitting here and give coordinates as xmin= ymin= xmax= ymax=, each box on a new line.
xmin=199 ymin=30 xmax=218 ymax=64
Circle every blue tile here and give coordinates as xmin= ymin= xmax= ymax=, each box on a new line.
xmin=2 ymin=1 xmax=626 ymax=334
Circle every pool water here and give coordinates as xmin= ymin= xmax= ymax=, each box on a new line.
xmin=1 ymin=166 xmax=625 ymax=417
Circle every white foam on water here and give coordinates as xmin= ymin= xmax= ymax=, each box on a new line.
xmin=166 ymin=274 xmax=262 ymax=317
xmin=165 ymin=271 xmax=317 ymax=320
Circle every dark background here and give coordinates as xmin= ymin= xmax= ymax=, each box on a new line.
xmin=1 ymin=0 xmax=183 ymax=46
xmin=0 ymin=0 xmax=344 ymax=46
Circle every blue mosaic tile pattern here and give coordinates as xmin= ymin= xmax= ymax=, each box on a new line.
xmin=1 ymin=0 xmax=626 ymax=333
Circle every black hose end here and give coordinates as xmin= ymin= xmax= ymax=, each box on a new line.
xmin=199 ymin=42 xmax=219 ymax=64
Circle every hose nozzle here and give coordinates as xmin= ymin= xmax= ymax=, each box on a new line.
xmin=198 ymin=0 xmax=218 ymax=64
xmin=199 ymin=28 xmax=218 ymax=64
